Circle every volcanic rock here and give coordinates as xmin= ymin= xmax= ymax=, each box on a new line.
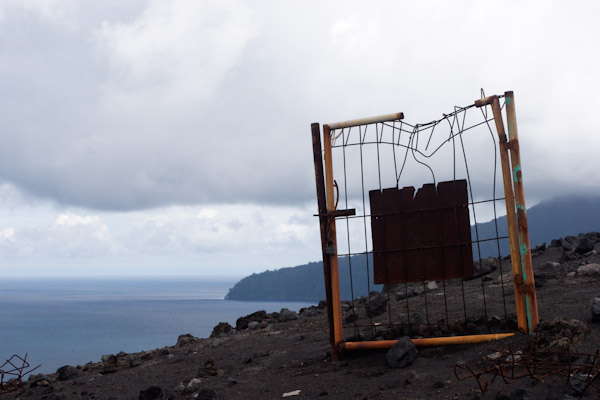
xmin=176 ymin=334 xmax=199 ymax=347
xmin=56 ymin=365 xmax=78 ymax=381
xmin=591 ymin=297 xmax=600 ymax=322
xmin=139 ymin=386 xmax=162 ymax=400
xmin=210 ymin=322 xmax=232 ymax=338
xmin=386 ymin=336 xmax=418 ymax=368
xmin=277 ymin=308 xmax=298 ymax=322
xmin=575 ymin=237 xmax=595 ymax=254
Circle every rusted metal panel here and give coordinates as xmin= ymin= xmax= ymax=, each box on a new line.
xmin=370 ymin=180 xmax=474 ymax=284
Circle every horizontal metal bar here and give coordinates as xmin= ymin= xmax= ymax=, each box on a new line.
xmin=340 ymin=333 xmax=515 ymax=351
xmin=325 ymin=112 xmax=404 ymax=130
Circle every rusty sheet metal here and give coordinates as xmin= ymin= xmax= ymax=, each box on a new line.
xmin=370 ymin=180 xmax=473 ymax=284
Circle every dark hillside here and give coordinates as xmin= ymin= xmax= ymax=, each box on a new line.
xmin=227 ymin=195 xmax=600 ymax=301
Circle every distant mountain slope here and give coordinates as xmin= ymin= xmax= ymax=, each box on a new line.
xmin=225 ymin=256 xmax=380 ymax=302
xmin=474 ymin=196 xmax=600 ymax=257
xmin=226 ymin=196 xmax=600 ymax=301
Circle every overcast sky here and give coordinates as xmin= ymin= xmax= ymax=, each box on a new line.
xmin=0 ymin=0 xmax=598 ymax=277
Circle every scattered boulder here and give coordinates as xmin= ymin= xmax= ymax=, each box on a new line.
xmin=101 ymin=354 xmax=118 ymax=375
xmin=532 ymin=242 xmax=547 ymax=253
xmin=575 ymin=237 xmax=595 ymax=254
xmin=128 ymin=355 xmax=142 ymax=368
xmin=28 ymin=373 xmax=51 ymax=387
xmin=139 ymin=386 xmax=162 ymax=400
xmin=535 ymin=261 xmax=563 ymax=280
xmin=532 ymin=317 xmax=588 ymax=351
xmin=386 ymin=336 xmax=418 ymax=368
xmin=186 ymin=377 xmax=202 ymax=390
xmin=468 ymin=257 xmax=498 ymax=279
xmin=236 ymin=316 xmax=250 ymax=331
xmin=199 ymin=357 xmax=222 ymax=377
xmin=210 ymin=322 xmax=232 ymax=338
xmin=576 ymin=263 xmax=600 ymax=277
xmin=549 ymin=239 xmax=563 ymax=247
xmin=247 ymin=321 xmax=260 ymax=330
xmin=277 ymin=308 xmax=299 ymax=322
xmin=426 ymin=281 xmax=438 ymax=290
xmin=176 ymin=334 xmax=199 ymax=348
xmin=56 ymin=365 xmax=79 ymax=381
xmin=365 ymin=292 xmax=387 ymax=317
xmin=236 ymin=310 xmax=267 ymax=330
xmin=560 ymin=251 xmax=579 ymax=263
xmin=591 ymin=298 xmax=600 ymax=322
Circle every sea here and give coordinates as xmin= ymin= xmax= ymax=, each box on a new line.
xmin=0 ymin=277 xmax=315 ymax=374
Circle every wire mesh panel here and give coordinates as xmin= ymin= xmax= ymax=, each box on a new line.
xmin=312 ymin=92 xmax=538 ymax=358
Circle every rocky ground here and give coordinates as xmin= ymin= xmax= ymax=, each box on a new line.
xmin=3 ymin=232 xmax=600 ymax=400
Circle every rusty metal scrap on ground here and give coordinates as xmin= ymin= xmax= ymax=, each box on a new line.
xmin=454 ymin=347 xmax=600 ymax=395
xmin=0 ymin=354 xmax=40 ymax=395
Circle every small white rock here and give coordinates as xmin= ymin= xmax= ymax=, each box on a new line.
xmin=283 ymin=390 xmax=301 ymax=397
xmin=187 ymin=377 xmax=202 ymax=388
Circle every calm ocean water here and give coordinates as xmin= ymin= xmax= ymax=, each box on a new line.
xmin=0 ymin=277 xmax=315 ymax=374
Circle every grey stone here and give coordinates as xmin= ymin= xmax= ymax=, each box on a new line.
xmin=426 ymin=281 xmax=438 ymax=290
xmin=468 ymin=257 xmax=498 ymax=279
xmin=176 ymin=334 xmax=198 ymax=347
xmin=56 ymin=365 xmax=79 ymax=381
xmin=570 ymin=372 xmax=594 ymax=394
xmin=247 ymin=321 xmax=260 ymax=329
xmin=210 ymin=322 xmax=232 ymax=338
xmin=174 ymin=382 xmax=185 ymax=392
xmin=561 ymin=251 xmax=579 ymax=263
xmin=577 ymin=263 xmax=600 ymax=276
xmin=139 ymin=385 xmax=162 ymax=400
xmin=575 ymin=237 xmax=595 ymax=254
xmin=386 ymin=336 xmax=418 ymax=368
xmin=277 ymin=308 xmax=298 ymax=322
xmin=591 ymin=297 xmax=600 ymax=322
xmin=366 ymin=293 xmax=387 ymax=317
xmin=128 ymin=355 xmax=142 ymax=368
xmin=28 ymin=373 xmax=51 ymax=387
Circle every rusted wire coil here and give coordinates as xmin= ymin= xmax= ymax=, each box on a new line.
xmin=454 ymin=347 xmax=600 ymax=395
xmin=0 ymin=354 xmax=41 ymax=395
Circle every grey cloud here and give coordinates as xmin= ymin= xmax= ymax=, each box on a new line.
xmin=0 ymin=1 xmax=599 ymax=213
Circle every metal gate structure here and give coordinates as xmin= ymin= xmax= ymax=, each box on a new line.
xmin=311 ymin=91 xmax=539 ymax=360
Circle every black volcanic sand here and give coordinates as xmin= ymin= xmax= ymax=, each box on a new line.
xmin=4 ymin=233 xmax=600 ymax=400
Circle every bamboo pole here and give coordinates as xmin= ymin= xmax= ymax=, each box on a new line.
xmin=322 ymin=124 xmax=344 ymax=346
xmin=478 ymin=95 xmax=528 ymax=333
xmin=504 ymin=91 xmax=539 ymax=333
xmin=311 ymin=123 xmax=339 ymax=361
xmin=341 ymin=333 xmax=515 ymax=351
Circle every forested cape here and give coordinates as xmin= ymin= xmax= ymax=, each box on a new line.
xmin=225 ymin=196 xmax=600 ymax=301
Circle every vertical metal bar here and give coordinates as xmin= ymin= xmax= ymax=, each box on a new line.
xmin=311 ymin=123 xmax=339 ymax=361
xmin=322 ymin=124 xmax=344 ymax=347
xmin=504 ymin=91 xmax=539 ymax=333
xmin=488 ymin=96 xmax=528 ymax=333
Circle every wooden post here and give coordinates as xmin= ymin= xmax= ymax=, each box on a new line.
xmin=322 ymin=124 xmax=344 ymax=348
xmin=504 ymin=91 xmax=539 ymax=333
xmin=311 ymin=123 xmax=340 ymax=361
xmin=484 ymin=96 xmax=529 ymax=333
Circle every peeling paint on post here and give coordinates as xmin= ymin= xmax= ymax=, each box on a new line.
xmin=513 ymin=165 xmax=522 ymax=183
xmin=505 ymin=91 xmax=539 ymax=334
